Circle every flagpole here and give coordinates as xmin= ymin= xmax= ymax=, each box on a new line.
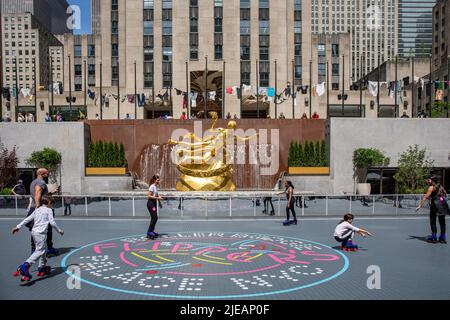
xmin=326 ymin=60 xmax=329 ymax=118
xmin=50 ymin=54 xmax=54 ymax=111
xmin=292 ymin=59 xmax=295 ymax=119
xmin=15 ymin=58 xmax=19 ymax=121
xmin=100 ymin=62 xmax=103 ymax=120
xmin=359 ymin=55 xmax=363 ymax=116
xmin=275 ymin=59 xmax=278 ymax=119
xmin=429 ymin=53 xmax=433 ymax=118
xmin=309 ymin=60 xmax=312 ymax=119
xmin=152 ymin=60 xmax=155 ymax=119
xmin=117 ymin=58 xmax=120 ymax=120
xmin=342 ymin=54 xmax=345 ymax=115
xmin=186 ymin=60 xmax=190 ymax=119
xmin=33 ymin=57 xmax=37 ymax=122
xmin=69 ymin=55 xmax=72 ymax=121
xmin=256 ymin=59 xmax=259 ymax=118
xmin=84 ymin=60 xmax=87 ymax=112
xmin=134 ymin=61 xmax=137 ymax=119
xmin=377 ymin=55 xmax=380 ymax=115
xmin=394 ymin=55 xmax=398 ymax=117
xmin=239 ymin=60 xmax=242 ymax=118
xmin=222 ymin=60 xmax=225 ymax=119
xmin=204 ymin=55 xmax=208 ymax=119
xmin=447 ymin=55 xmax=450 ymax=118
xmin=411 ymin=55 xmax=415 ymax=117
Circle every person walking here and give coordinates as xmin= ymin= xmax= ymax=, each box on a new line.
xmin=28 ymin=168 xmax=60 ymax=256
xmin=146 ymin=175 xmax=163 ymax=240
xmin=262 ymin=197 xmax=275 ymax=216
xmin=416 ymin=176 xmax=449 ymax=244
xmin=12 ymin=196 xmax=64 ymax=282
xmin=64 ymin=194 xmax=72 ymax=216
xmin=283 ymin=181 xmax=297 ymax=226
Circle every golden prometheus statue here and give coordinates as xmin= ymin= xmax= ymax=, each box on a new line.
xmin=169 ymin=112 xmax=257 ymax=191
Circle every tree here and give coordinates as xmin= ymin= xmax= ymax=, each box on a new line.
xmin=26 ymin=148 xmax=62 ymax=184
xmin=394 ymin=145 xmax=434 ymax=194
xmin=320 ymin=140 xmax=328 ymax=167
xmin=353 ymin=148 xmax=389 ymax=183
xmin=288 ymin=141 xmax=296 ymax=167
xmin=0 ymin=140 xmax=19 ymax=190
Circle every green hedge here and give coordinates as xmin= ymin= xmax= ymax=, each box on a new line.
xmin=288 ymin=140 xmax=327 ymax=167
xmin=87 ymin=141 xmax=127 ymax=168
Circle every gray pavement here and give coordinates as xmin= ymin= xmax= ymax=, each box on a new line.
xmin=0 ymin=215 xmax=449 ymax=300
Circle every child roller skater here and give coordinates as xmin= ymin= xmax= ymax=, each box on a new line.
xmin=334 ymin=214 xmax=372 ymax=251
xmin=12 ymin=196 xmax=64 ymax=282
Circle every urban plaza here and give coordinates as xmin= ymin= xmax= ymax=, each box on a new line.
xmin=0 ymin=0 xmax=449 ymax=312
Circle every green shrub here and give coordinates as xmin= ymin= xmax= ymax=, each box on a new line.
xmin=26 ymin=148 xmax=62 ymax=184
xmin=394 ymin=145 xmax=434 ymax=194
xmin=87 ymin=140 xmax=127 ymax=168
xmin=288 ymin=140 xmax=328 ymax=167
xmin=353 ymin=148 xmax=389 ymax=183
xmin=0 ymin=188 xmax=13 ymax=195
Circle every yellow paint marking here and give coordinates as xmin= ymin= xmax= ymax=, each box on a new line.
xmin=154 ymin=255 xmax=175 ymax=263
xmin=203 ymin=254 xmax=226 ymax=261
xmin=245 ymin=253 xmax=263 ymax=261
xmin=192 ymin=256 xmax=232 ymax=266
xmin=131 ymin=252 xmax=163 ymax=264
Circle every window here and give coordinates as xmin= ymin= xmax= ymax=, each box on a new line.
xmin=88 ymin=64 xmax=96 ymax=76
xmin=74 ymin=45 xmax=82 ymax=57
xmin=318 ymin=44 xmax=325 ymax=56
xmin=75 ymin=65 xmax=82 ymax=76
xmin=332 ymin=63 xmax=339 ymax=76
xmin=332 ymin=44 xmax=339 ymax=57
xmin=163 ymin=47 xmax=172 ymax=62
xmin=215 ymin=45 xmax=223 ymax=60
xmin=88 ymin=45 xmax=95 ymax=57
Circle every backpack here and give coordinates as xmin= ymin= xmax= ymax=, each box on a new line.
xmin=434 ymin=185 xmax=450 ymax=216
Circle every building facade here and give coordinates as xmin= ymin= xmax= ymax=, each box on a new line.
xmin=0 ymin=0 xmax=71 ymax=35
xmin=398 ymin=0 xmax=436 ymax=58
xmin=310 ymin=0 xmax=397 ymax=81
xmin=432 ymin=0 xmax=449 ymax=110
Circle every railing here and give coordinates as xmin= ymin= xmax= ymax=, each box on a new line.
xmin=0 ymin=194 xmax=438 ymax=218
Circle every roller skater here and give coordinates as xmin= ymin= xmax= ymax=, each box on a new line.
xmin=334 ymin=214 xmax=372 ymax=252
xmin=282 ymin=181 xmax=297 ymax=226
xmin=416 ymin=176 xmax=449 ymax=245
xmin=11 ymin=196 xmax=64 ymax=283
xmin=146 ymin=175 xmax=163 ymax=240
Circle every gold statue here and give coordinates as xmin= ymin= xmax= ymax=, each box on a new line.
xmin=169 ymin=112 xmax=257 ymax=191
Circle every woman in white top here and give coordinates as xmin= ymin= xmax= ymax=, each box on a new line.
xmin=146 ymin=175 xmax=163 ymax=239
xmin=334 ymin=213 xmax=372 ymax=251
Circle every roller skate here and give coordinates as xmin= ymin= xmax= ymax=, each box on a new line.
xmin=46 ymin=247 xmax=59 ymax=257
xmin=146 ymin=232 xmax=158 ymax=240
xmin=427 ymin=234 xmax=438 ymax=244
xmin=439 ymin=234 xmax=447 ymax=244
xmin=291 ymin=220 xmax=298 ymax=225
xmin=283 ymin=220 xmax=291 ymax=226
xmin=342 ymin=241 xmax=358 ymax=252
xmin=37 ymin=266 xmax=51 ymax=277
xmin=13 ymin=262 xmax=32 ymax=282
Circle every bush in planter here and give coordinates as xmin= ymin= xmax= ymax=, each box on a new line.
xmin=26 ymin=148 xmax=62 ymax=184
xmin=0 ymin=140 xmax=19 ymax=190
xmin=0 ymin=188 xmax=13 ymax=195
xmin=87 ymin=141 xmax=127 ymax=168
xmin=288 ymin=140 xmax=327 ymax=167
xmin=394 ymin=145 xmax=434 ymax=194
xmin=353 ymin=148 xmax=389 ymax=183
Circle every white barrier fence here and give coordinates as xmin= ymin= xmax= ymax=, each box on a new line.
xmin=0 ymin=194 xmax=437 ymax=218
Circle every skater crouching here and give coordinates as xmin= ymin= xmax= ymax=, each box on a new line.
xmin=147 ymin=175 xmax=163 ymax=239
xmin=12 ymin=196 xmax=64 ymax=282
xmin=334 ymin=214 xmax=372 ymax=251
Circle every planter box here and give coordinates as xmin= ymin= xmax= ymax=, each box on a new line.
xmin=288 ymin=167 xmax=330 ymax=175
xmin=86 ymin=167 xmax=129 ymax=176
